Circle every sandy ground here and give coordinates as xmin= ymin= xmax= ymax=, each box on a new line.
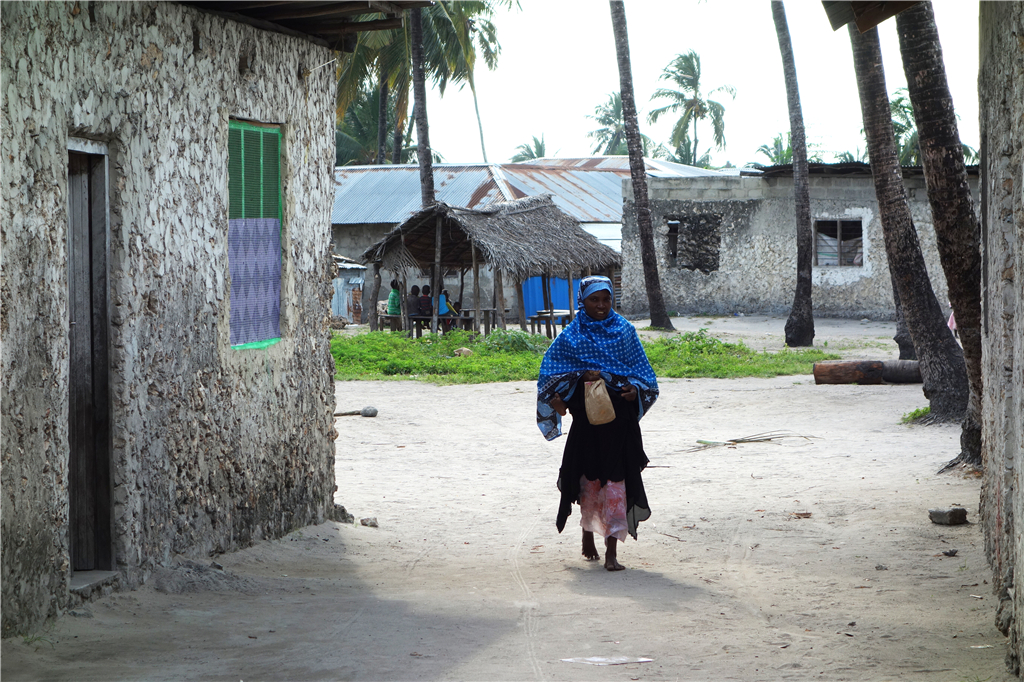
xmin=3 ymin=316 xmax=1010 ymax=682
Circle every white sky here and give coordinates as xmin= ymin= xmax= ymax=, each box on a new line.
xmin=421 ymin=0 xmax=980 ymax=167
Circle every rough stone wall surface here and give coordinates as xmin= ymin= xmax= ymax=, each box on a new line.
xmin=1 ymin=2 xmax=337 ymax=636
xmin=977 ymin=2 xmax=1023 ymax=674
xmin=620 ymin=175 xmax=962 ymax=319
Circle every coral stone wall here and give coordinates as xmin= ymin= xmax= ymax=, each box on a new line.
xmin=620 ymin=175 xmax=967 ymax=320
xmin=977 ymin=2 xmax=1024 ymax=674
xmin=1 ymin=1 xmax=337 ymax=636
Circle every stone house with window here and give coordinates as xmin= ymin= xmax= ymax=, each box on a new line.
xmin=619 ymin=163 xmax=978 ymax=319
xmin=1 ymin=1 xmax=425 ymax=638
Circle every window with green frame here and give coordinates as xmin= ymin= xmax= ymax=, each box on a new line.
xmin=227 ymin=119 xmax=282 ymax=349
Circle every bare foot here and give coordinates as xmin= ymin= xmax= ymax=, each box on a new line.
xmin=604 ymin=537 xmax=625 ymax=571
xmin=582 ymin=531 xmax=600 ymax=560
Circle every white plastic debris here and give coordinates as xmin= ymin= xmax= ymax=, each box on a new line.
xmin=560 ymin=657 xmax=653 ymax=666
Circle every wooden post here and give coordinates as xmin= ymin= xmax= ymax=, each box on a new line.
xmin=515 ymin=278 xmax=527 ymax=332
xmin=431 ymin=214 xmax=441 ymax=333
xmin=541 ymin=273 xmax=553 ymax=338
xmin=472 ymin=240 xmax=481 ymax=333
xmin=458 ymin=267 xmax=466 ymax=309
xmin=494 ymin=268 xmax=507 ymax=330
xmin=566 ymin=270 xmax=575 ymax=322
xmin=367 ymin=263 xmax=382 ymax=331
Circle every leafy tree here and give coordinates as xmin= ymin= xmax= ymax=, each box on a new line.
xmin=609 ymin=1 xmax=674 ymax=331
xmin=849 ymin=23 xmax=967 ymax=423
xmin=895 ymin=3 xmax=982 ymax=469
xmin=647 ymin=50 xmax=736 ymax=166
xmin=509 ymin=135 xmax=546 ymax=162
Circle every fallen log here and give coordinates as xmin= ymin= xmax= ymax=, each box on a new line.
xmin=813 ymin=360 xmax=884 ymax=385
xmin=881 ymin=359 xmax=922 ymax=384
xmin=813 ymin=360 xmax=923 ymax=385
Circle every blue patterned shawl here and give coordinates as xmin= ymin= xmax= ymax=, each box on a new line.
xmin=536 ymin=278 xmax=658 ymax=441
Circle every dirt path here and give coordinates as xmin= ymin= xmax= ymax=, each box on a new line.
xmin=2 ymin=318 xmax=1009 ymax=681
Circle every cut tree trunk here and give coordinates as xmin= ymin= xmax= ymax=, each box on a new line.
xmin=609 ymin=0 xmax=674 ymax=331
xmin=772 ymin=1 xmax=815 ymax=348
xmin=813 ymin=360 xmax=884 ymax=385
xmin=848 ymin=24 xmax=967 ymax=423
xmin=895 ymin=3 xmax=983 ymax=470
xmin=366 ymin=263 xmax=381 ymax=330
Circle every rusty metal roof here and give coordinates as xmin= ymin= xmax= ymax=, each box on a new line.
xmin=332 ymin=159 xmax=726 ymax=226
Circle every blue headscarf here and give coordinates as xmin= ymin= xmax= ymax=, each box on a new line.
xmin=536 ymin=276 xmax=658 ymax=440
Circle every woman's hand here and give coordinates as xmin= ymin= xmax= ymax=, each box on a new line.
xmin=550 ymin=393 xmax=568 ymax=416
xmin=582 ymin=370 xmax=602 ymax=382
xmin=621 ymin=383 xmax=638 ymax=402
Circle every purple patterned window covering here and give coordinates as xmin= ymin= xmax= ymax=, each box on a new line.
xmin=228 ymin=217 xmax=281 ymax=346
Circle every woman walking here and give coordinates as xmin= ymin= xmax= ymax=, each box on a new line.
xmin=536 ymin=276 xmax=658 ymax=570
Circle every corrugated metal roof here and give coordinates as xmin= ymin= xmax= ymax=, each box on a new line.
xmin=332 ymin=158 xmax=723 ymax=226
xmin=514 ymin=156 xmax=725 ymax=178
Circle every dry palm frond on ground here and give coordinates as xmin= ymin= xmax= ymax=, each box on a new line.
xmin=681 ymin=430 xmax=815 ymax=452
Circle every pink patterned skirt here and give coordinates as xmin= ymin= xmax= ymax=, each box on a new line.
xmin=578 ymin=476 xmax=628 ymax=541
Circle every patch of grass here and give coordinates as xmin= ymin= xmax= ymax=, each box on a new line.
xmin=901 ymin=406 xmax=932 ymax=424
xmin=331 ymin=329 xmax=551 ymax=384
xmin=643 ymin=329 xmax=839 ymax=379
xmin=331 ymin=327 xmax=839 ymax=384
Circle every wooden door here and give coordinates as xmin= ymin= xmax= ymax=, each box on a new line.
xmin=67 ymin=151 xmax=113 ymax=572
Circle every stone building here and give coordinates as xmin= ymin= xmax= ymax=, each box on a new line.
xmin=619 ymin=164 xmax=977 ymax=320
xmin=976 ymin=2 xmax=1023 ymax=674
xmin=0 ymin=1 xmax=413 ymax=637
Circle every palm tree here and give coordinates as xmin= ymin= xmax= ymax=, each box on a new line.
xmin=667 ymin=129 xmax=711 ymax=167
xmin=895 ymin=3 xmax=982 ymax=469
xmin=648 ymin=50 xmax=736 ymax=166
xmin=509 ymin=135 xmax=546 ymax=162
xmin=586 ymin=93 xmax=625 ymax=155
xmin=609 ymin=0 xmax=673 ymax=331
xmin=336 ymin=3 xmax=507 ymax=165
xmin=770 ymin=1 xmax=814 ymax=348
xmin=848 ymin=23 xmax=967 ymax=423
xmin=752 ymin=132 xmax=825 ymax=166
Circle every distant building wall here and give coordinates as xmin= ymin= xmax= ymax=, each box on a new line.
xmin=620 ymin=173 xmax=975 ymax=320
xmin=977 ymin=2 xmax=1024 ymax=674
xmin=1 ymin=2 xmax=337 ymax=636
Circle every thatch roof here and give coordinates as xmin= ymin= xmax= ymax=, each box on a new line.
xmin=359 ymin=194 xmax=621 ymax=281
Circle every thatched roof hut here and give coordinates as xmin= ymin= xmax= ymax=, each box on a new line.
xmin=359 ymin=194 xmax=621 ymax=281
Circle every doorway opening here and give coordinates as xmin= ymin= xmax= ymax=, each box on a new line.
xmin=67 ymin=143 xmax=113 ymax=573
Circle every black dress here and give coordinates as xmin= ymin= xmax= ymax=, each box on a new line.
xmin=555 ymin=377 xmax=651 ymax=539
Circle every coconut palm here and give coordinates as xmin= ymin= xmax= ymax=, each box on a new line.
xmin=753 ymin=132 xmax=825 ymax=166
xmin=895 ymin=2 xmax=982 ymax=468
xmin=666 ymin=130 xmax=711 ymax=167
xmin=609 ymin=1 xmax=673 ymax=331
xmin=771 ymin=1 xmax=815 ymax=348
xmin=336 ymin=3 xmax=507 ymax=165
xmin=648 ymin=50 xmax=736 ymax=166
xmin=509 ymin=135 xmax=546 ymax=162
xmin=848 ymin=23 xmax=968 ymax=423
xmin=586 ymin=93 xmax=626 ymax=155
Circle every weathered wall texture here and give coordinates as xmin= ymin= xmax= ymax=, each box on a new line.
xmin=620 ymin=174 xmax=971 ymax=320
xmin=977 ymin=2 xmax=1024 ymax=674
xmin=2 ymin=2 xmax=337 ymax=636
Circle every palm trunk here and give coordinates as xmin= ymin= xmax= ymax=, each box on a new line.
xmin=609 ymin=0 xmax=674 ymax=330
xmin=410 ymin=8 xmax=434 ymax=207
xmin=848 ymin=24 xmax=967 ymax=422
xmin=692 ymin=118 xmax=699 ymax=166
xmin=889 ymin=268 xmax=916 ymax=359
xmin=392 ymin=85 xmax=407 ymax=164
xmin=470 ymin=78 xmax=488 ymax=163
xmin=773 ymin=0 xmax=814 ymax=347
xmin=376 ymin=77 xmax=389 ymax=165
xmin=895 ymin=4 xmax=982 ymax=469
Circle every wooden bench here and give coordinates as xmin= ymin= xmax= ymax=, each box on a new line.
xmin=377 ymin=314 xmax=404 ymax=332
